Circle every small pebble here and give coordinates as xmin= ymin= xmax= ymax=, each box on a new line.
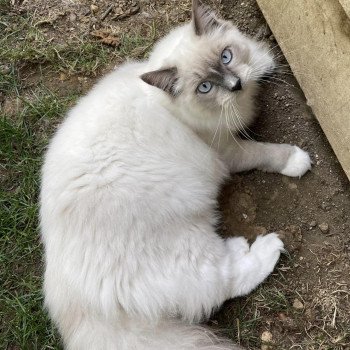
xmin=90 ymin=4 xmax=99 ymax=13
xmin=277 ymin=312 xmax=287 ymax=321
xmin=293 ymin=298 xmax=304 ymax=310
xmin=318 ymin=222 xmax=329 ymax=233
xmin=321 ymin=202 xmax=331 ymax=211
xmin=309 ymin=220 xmax=317 ymax=227
xmin=261 ymin=330 xmax=273 ymax=342
xmin=69 ymin=12 xmax=77 ymax=22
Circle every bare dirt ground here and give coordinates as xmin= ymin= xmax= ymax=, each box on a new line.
xmin=2 ymin=0 xmax=349 ymax=349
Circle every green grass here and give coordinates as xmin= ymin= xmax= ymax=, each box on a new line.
xmin=252 ymin=285 xmax=289 ymax=312
xmin=0 ymin=65 xmax=22 ymax=96
xmin=213 ymin=282 xmax=292 ymax=349
xmin=217 ymin=299 xmax=261 ymax=348
xmin=0 ymin=11 xmax=155 ymax=77
xmin=0 ymin=0 xmax=9 ymax=11
xmin=0 ymin=19 xmax=113 ymax=76
xmin=0 ymin=87 xmax=77 ymax=348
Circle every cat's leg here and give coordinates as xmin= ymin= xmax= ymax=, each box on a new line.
xmin=225 ymin=233 xmax=284 ymax=298
xmin=128 ymin=227 xmax=284 ymax=322
xmin=172 ymin=232 xmax=284 ymax=319
xmin=220 ymin=140 xmax=311 ymax=177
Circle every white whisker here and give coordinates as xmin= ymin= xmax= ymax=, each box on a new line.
xmin=224 ymin=102 xmax=246 ymax=152
xmin=209 ymin=103 xmax=224 ymax=151
xmin=230 ymin=100 xmax=255 ymax=142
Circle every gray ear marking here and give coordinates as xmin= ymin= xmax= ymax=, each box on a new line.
xmin=141 ymin=67 xmax=179 ymax=96
xmin=192 ymin=0 xmax=220 ymax=36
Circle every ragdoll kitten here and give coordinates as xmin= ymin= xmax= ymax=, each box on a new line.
xmin=40 ymin=1 xmax=311 ymax=349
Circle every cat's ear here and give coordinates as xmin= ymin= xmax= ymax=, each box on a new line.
xmin=192 ymin=0 xmax=220 ymax=36
xmin=141 ymin=67 xmax=179 ymax=96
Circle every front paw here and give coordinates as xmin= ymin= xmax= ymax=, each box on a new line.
xmin=250 ymin=233 xmax=285 ymax=274
xmin=281 ymin=146 xmax=312 ymax=178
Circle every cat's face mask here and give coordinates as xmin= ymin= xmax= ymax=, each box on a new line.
xmin=141 ymin=0 xmax=275 ymax=119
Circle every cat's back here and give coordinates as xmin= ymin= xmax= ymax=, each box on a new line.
xmin=55 ymin=61 xmax=152 ymax=142
xmin=46 ymin=61 xmax=194 ymax=155
xmin=41 ymin=61 xmax=226 ymax=223
xmin=44 ymin=61 xmax=182 ymax=170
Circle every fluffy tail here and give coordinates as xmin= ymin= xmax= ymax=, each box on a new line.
xmin=64 ymin=315 xmax=244 ymax=350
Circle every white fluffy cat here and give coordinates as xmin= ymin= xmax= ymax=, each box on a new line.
xmin=40 ymin=1 xmax=311 ymax=349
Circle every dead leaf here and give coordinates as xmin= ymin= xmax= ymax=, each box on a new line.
xmin=90 ymin=29 xmax=120 ymax=47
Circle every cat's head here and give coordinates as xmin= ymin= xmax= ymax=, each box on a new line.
xmin=141 ymin=0 xmax=275 ymax=130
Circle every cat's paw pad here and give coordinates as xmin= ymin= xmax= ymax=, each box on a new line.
xmin=281 ymin=146 xmax=311 ymax=178
xmin=250 ymin=233 xmax=284 ymax=272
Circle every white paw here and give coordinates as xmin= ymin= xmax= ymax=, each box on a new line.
xmin=250 ymin=233 xmax=284 ymax=274
xmin=281 ymin=146 xmax=312 ymax=178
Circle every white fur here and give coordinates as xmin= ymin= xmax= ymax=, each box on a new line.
xmin=281 ymin=146 xmax=312 ymax=177
xmin=40 ymin=5 xmax=299 ymax=350
xmin=227 ymin=233 xmax=284 ymax=297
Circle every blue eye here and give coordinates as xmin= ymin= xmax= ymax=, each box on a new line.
xmin=198 ymin=81 xmax=212 ymax=93
xmin=221 ymin=48 xmax=232 ymax=64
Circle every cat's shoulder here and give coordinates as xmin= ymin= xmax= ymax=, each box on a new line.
xmin=93 ymin=61 xmax=147 ymax=93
